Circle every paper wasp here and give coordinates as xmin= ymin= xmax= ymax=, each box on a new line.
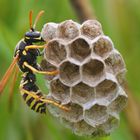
xmin=0 ymin=11 xmax=69 ymax=114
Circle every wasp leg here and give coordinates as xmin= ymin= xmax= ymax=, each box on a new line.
xmin=20 ymin=88 xmax=70 ymax=111
xmin=25 ymin=45 xmax=46 ymax=51
xmin=23 ymin=62 xmax=59 ymax=75
xmin=41 ymin=98 xmax=70 ymax=111
xmin=20 ymin=88 xmax=40 ymax=100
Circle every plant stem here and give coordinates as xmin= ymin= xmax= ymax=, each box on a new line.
xmin=70 ymin=0 xmax=96 ymax=23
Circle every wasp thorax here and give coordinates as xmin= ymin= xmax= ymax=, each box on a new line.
xmin=41 ymin=20 xmax=127 ymax=137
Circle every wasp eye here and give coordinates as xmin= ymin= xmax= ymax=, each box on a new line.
xmin=25 ymin=31 xmax=40 ymax=38
xmin=25 ymin=32 xmax=32 ymax=37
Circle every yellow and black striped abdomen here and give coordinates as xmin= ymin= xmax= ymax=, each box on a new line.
xmin=20 ymin=73 xmax=46 ymax=114
xmin=21 ymin=91 xmax=46 ymax=114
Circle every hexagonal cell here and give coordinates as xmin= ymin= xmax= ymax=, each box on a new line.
xmin=82 ymin=59 xmax=105 ymax=87
xmin=47 ymin=103 xmax=61 ymax=117
xmin=40 ymin=59 xmax=58 ymax=81
xmin=41 ymin=22 xmax=58 ymax=41
xmin=60 ymin=117 xmax=74 ymax=129
xmin=73 ymin=120 xmax=96 ymax=136
xmin=46 ymin=95 xmax=61 ymax=117
xmin=96 ymin=76 xmax=118 ymax=105
xmin=50 ymin=79 xmax=70 ymax=104
xmin=81 ymin=20 xmax=103 ymax=39
xmin=93 ymin=36 xmax=113 ymax=57
xmin=46 ymin=94 xmax=71 ymax=117
xmin=71 ymin=82 xmax=95 ymax=106
xmin=59 ymin=61 xmax=80 ymax=86
xmin=99 ymin=115 xmax=120 ymax=135
xmin=92 ymin=129 xmax=110 ymax=137
xmin=105 ymin=50 xmax=126 ymax=74
xmin=108 ymin=87 xmax=128 ymax=115
xmin=44 ymin=40 xmax=67 ymax=66
xmin=60 ymin=103 xmax=83 ymax=123
xmin=116 ymin=69 xmax=126 ymax=85
xmin=68 ymin=38 xmax=91 ymax=63
xmin=84 ymin=104 xmax=108 ymax=127
xmin=57 ymin=20 xmax=80 ymax=40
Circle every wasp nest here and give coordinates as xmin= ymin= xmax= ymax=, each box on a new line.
xmin=41 ymin=20 xmax=128 ymax=137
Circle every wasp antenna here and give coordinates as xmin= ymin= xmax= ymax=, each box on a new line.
xmin=29 ymin=10 xmax=33 ymax=30
xmin=33 ymin=10 xmax=44 ymax=29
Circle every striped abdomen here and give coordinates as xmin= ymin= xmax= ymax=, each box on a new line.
xmin=20 ymin=73 xmax=46 ymax=114
xmin=22 ymin=91 xmax=46 ymax=114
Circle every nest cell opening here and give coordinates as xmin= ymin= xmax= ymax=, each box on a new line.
xmin=73 ymin=120 xmax=95 ymax=136
xmin=60 ymin=118 xmax=74 ymax=129
xmin=93 ymin=37 xmax=113 ymax=57
xmin=96 ymin=79 xmax=118 ymax=104
xmin=108 ymin=91 xmax=128 ymax=114
xmin=82 ymin=59 xmax=105 ymax=86
xmin=105 ymin=51 xmax=125 ymax=74
xmin=99 ymin=115 xmax=119 ymax=134
xmin=71 ymin=82 xmax=95 ymax=105
xmin=59 ymin=61 xmax=80 ymax=86
xmin=84 ymin=104 xmax=108 ymax=126
xmin=50 ymin=79 xmax=70 ymax=104
xmin=45 ymin=40 xmax=67 ymax=66
xmin=81 ymin=20 xmax=103 ymax=39
xmin=40 ymin=59 xmax=57 ymax=81
xmin=57 ymin=20 xmax=79 ymax=40
xmin=41 ymin=23 xmax=58 ymax=40
xmin=116 ymin=70 xmax=126 ymax=85
xmin=69 ymin=38 xmax=91 ymax=63
xmin=60 ymin=103 xmax=83 ymax=122
xmin=46 ymin=95 xmax=61 ymax=117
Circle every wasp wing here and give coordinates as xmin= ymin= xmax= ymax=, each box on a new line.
xmin=0 ymin=55 xmax=19 ymax=94
xmin=8 ymin=65 xmax=19 ymax=111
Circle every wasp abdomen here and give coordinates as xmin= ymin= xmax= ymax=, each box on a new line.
xmin=20 ymin=72 xmax=46 ymax=114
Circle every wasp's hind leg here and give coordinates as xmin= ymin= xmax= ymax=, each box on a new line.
xmin=23 ymin=62 xmax=59 ymax=75
xmin=20 ymin=85 xmax=46 ymax=114
xmin=19 ymin=85 xmax=70 ymax=112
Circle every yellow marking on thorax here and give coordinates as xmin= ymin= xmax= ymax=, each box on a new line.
xmin=22 ymin=50 xmax=27 ymax=55
xmin=16 ymin=50 xmax=20 ymax=55
xmin=25 ymin=37 xmax=30 ymax=40
xmin=22 ymin=72 xmax=28 ymax=77
xmin=20 ymin=80 xmax=28 ymax=89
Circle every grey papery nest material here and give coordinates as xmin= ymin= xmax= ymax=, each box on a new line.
xmin=41 ymin=20 xmax=128 ymax=137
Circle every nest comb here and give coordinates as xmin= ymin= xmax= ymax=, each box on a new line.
xmin=41 ymin=20 xmax=128 ymax=137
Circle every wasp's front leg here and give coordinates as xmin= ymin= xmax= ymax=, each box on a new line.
xmin=25 ymin=45 xmax=47 ymax=50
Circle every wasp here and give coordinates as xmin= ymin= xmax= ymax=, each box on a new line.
xmin=0 ymin=11 xmax=69 ymax=114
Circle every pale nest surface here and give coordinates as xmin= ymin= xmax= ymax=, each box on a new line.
xmin=41 ymin=20 xmax=128 ymax=137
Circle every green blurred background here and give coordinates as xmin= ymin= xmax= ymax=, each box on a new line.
xmin=0 ymin=0 xmax=140 ymax=140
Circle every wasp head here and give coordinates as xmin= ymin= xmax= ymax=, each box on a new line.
xmin=24 ymin=10 xmax=45 ymax=44
xmin=24 ymin=30 xmax=44 ymax=43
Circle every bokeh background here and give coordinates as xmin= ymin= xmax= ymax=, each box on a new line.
xmin=0 ymin=0 xmax=140 ymax=140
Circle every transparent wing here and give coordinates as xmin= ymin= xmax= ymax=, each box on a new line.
xmin=8 ymin=65 xmax=19 ymax=111
xmin=0 ymin=55 xmax=19 ymax=94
